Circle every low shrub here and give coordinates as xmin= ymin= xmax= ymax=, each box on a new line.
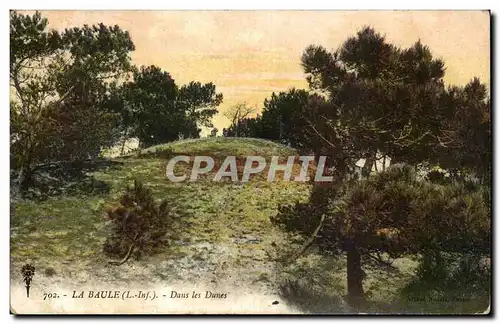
xmin=103 ymin=179 xmax=172 ymax=265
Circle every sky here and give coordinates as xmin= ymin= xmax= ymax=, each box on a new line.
xmin=28 ymin=10 xmax=490 ymax=133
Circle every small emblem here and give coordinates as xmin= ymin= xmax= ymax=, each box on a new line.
xmin=21 ymin=264 xmax=35 ymax=298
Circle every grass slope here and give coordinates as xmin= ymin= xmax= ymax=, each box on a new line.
xmin=10 ymin=137 xmax=487 ymax=314
xmin=11 ymin=138 xmax=310 ymax=305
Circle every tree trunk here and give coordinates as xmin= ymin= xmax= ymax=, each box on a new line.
xmin=279 ymin=120 xmax=284 ymax=141
xmin=16 ymin=166 xmax=28 ymax=191
xmin=361 ymin=152 xmax=376 ymax=178
xmin=346 ymin=241 xmax=365 ymax=308
xmin=120 ymin=129 xmax=128 ymax=155
xmin=15 ymin=140 xmax=34 ymax=194
xmin=120 ymin=140 xmax=126 ymax=155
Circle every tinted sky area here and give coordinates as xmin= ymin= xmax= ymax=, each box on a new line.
xmin=29 ymin=10 xmax=490 ymax=132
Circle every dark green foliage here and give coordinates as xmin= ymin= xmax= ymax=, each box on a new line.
xmin=272 ymin=182 xmax=339 ymax=236
xmin=177 ymin=81 xmax=223 ymax=129
xmin=276 ymin=165 xmax=490 ymax=255
xmin=119 ymin=66 xmax=223 ymax=147
xmin=222 ymin=116 xmax=262 ymax=138
xmin=221 ymin=89 xmax=311 ymax=148
xmin=258 ymin=89 xmax=310 ymax=146
xmin=103 ymin=180 xmax=172 ymax=262
xmin=120 ymin=65 xmax=182 ymax=147
xmin=10 ymin=10 xmax=223 ymax=195
xmin=301 ymin=29 xmax=446 ymax=169
xmin=32 ymin=99 xmax=119 ymax=162
xmin=269 ymin=27 xmax=490 ymax=307
xmin=10 ymin=11 xmax=135 ymax=184
xmin=401 ymin=252 xmax=490 ymax=311
xmin=436 ymin=78 xmax=491 ymax=183
xmin=297 ymin=26 xmax=490 ymax=181
xmin=10 ymin=11 xmax=61 ymax=71
xmin=273 ymin=164 xmax=490 ymax=305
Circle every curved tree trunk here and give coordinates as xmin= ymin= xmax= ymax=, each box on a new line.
xmin=346 ymin=241 xmax=365 ymax=308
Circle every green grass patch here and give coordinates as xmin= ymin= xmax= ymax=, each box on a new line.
xmin=11 ymin=137 xmax=309 ymax=271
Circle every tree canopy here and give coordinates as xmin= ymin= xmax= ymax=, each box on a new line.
xmin=10 ymin=11 xmax=224 ymax=190
xmin=10 ymin=11 xmax=135 ymax=189
xmin=299 ymin=27 xmax=490 ymax=180
xmin=268 ymin=26 xmax=491 ymax=308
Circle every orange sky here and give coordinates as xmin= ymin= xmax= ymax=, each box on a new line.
xmin=27 ymin=10 xmax=490 ymax=133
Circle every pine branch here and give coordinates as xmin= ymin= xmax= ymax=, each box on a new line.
xmin=286 ymin=213 xmax=326 ymax=263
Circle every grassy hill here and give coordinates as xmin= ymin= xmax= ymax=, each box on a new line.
xmin=11 ymin=138 xmax=313 ymax=311
xmin=10 ymin=137 xmax=487 ymax=314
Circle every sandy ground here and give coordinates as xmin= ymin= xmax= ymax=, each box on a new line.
xmin=11 ymin=232 xmax=305 ymax=314
xmin=10 ymin=281 xmax=297 ymax=314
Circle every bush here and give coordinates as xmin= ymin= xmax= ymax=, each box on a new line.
xmin=271 ymin=164 xmax=491 ymax=307
xmin=103 ymin=179 xmax=172 ymax=264
xmin=10 ymin=100 xmax=121 ymax=172
xmin=401 ymin=252 xmax=491 ymax=312
xmin=274 ymin=165 xmax=491 ymax=257
xmin=271 ymin=182 xmax=340 ymax=239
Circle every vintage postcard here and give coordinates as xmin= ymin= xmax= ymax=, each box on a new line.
xmin=10 ymin=10 xmax=491 ymax=315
